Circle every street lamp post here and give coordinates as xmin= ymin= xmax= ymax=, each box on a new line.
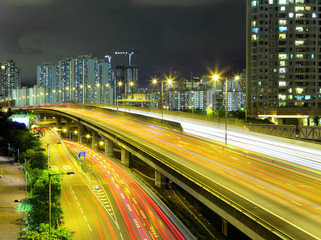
xmin=96 ymin=83 xmax=100 ymax=103
xmin=212 ymin=75 xmax=219 ymax=114
xmin=14 ymin=200 xmax=22 ymax=236
xmin=105 ymin=83 xmax=110 ymax=104
xmin=129 ymin=81 xmax=134 ymax=99
xmin=225 ymin=77 xmax=228 ymax=145
xmin=152 ymin=77 xmax=173 ymax=119
xmin=87 ymin=85 xmax=91 ymax=104
xmin=86 ymin=134 xmax=93 ymax=185
xmin=117 ymin=82 xmax=122 ymax=110
xmin=49 ymin=171 xmax=74 ymax=240
xmin=161 ymin=80 xmax=164 ymax=119
xmin=24 ymin=158 xmax=27 ymax=198
xmin=213 ymin=75 xmax=240 ymax=145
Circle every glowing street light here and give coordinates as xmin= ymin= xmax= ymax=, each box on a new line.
xmin=212 ymin=74 xmax=240 ymax=145
xmin=153 ymin=77 xmax=173 ymax=118
xmin=129 ymin=81 xmax=134 ymax=99
xmin=117 ymin=82 xmax=123 ymax=109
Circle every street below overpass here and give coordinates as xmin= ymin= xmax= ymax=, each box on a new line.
xmin=43 ymin=106 xmax=321 ymax=240
xmin=44 ymin=128 xmax=191 ymax=240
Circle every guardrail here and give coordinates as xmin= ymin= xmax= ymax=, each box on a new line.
xmin=245 ymin=124 xmax=321 ymax=142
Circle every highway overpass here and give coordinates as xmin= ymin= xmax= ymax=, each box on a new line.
xmin=28 ymin=105 xmax=321 ymax=240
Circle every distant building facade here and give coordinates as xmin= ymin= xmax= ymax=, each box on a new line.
xmin=0 ymin=60 xmax=21 ymax=100
xmin=36 ymin=54 xmax=112 ymax=105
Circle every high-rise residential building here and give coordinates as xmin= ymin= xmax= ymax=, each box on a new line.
xmin=247 ymin=0 xmax=321 ymax=125
xmin=13 ymin=87 xmax=29 ymax=107
xmin=37 ymin=63 xmax=58 ymax=103
xmin=0 ymin=60 xmax=21 ymax=100
xmin=115 ymin=65 xmax=139 ymax=103
xmin=37 ymin=54 xmax=112 ymax=105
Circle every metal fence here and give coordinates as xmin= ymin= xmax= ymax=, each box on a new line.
xmin=246 ymin=124 xmax=321 ymax=141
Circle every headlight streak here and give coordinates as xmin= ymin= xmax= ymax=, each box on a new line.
xmin=65 ymin=141 xmax=186 ymax=240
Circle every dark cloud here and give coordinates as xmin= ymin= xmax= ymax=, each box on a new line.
xmin=130 ymin=0 xmax=221 ymax=7
xmin=0 ymin=0 xmax=245 ymax=86
xmin=0 ymin=0 xmax=54 ymax=7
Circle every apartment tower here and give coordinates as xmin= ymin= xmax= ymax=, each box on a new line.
xmin=247 ymin=0 xmax=321 ymax=125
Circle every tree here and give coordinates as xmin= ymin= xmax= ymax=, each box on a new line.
xmin=313 ymin=116 xmax=320 ymax=126
xmin=19 ymin=224 xmax=72 ymax=240
xmin=24 ymin=148 xmax=48 ymax=170
xmin=206 ymin=108 xmax=213 ymax=117
xmin=9 ymin=128 xmax=42 ymax=162
xmin=215 ymin=92 xmax=225 ymax=118
xmin=27 ymin=170 xmax=63 ymax=230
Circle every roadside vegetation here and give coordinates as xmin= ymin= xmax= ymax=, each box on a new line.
xmin=0 ymin=109 xmax=72 ymax=239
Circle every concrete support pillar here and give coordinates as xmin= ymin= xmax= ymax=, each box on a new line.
xmin=155 ymin=171 xmax=166 ymax=188
xmin=121 ymin=148 xmax=130 ymax=167
xmin=105 ymin=139 xmax=114 ymax=156
xmin=91 ymin=131 xmax=99 ymax=151
xmin=78 ymin=124 xmax=85 ymax=144
xmin=55 ymin=116 xmax=62 ymax=129
xmin=222 ymin=219 xmax=228 ymax=236
xmin=64 ymin=119 xmax=72 ymax=133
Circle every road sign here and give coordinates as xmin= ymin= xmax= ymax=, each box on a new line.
xmin=78 ymin=152 xmax=86 ymax=160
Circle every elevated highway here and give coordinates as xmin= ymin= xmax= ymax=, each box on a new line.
xmin=30 ymin=106 xmax=321 ymax=240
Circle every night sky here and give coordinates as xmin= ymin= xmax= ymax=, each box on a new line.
xmin=0 ymin=0 xmax=245 ymax=87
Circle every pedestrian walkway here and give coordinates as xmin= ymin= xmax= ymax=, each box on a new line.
xmin=0 ymin=156 xmax=26 ymax=240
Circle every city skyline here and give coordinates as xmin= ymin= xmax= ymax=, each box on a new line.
xmin=0 ymin=0 xmax=245 ymax=86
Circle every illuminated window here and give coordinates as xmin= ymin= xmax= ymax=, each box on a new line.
xmin=289 ymin=88 xmax=292 ymax=93
xmin=296 ymin=13 xmax=304 ymax=18
xmin=295 ymin=40 xmax=304 ymax=45
xmin=296 ymin=88 xmax=304 ymax=94
xmin=269 ymin=0 xmax=273 ymax=3
xmin=278 ymin=94 xmax=287 ymax=100
xmin=280 ymin=6 xmax=286 ymax=11
xmin=279 ymin=54 xmax=287 ymax=59
xmin=312 ymin=54 xmax=315 ymax=59
xmin=312 ymin=13 xmax=317 ymax=18
xmin=296 ymin=27 xmax=303 ymax=32
xmin=279 ymin=33 xmax=287 ymax=39
xmin=279 ymin=68 xmax=286 ymax=73
xmin=252 ymin=28 xmax=259 ymax=33
xmin=279 ymin=81 xmax=286 ymax=87
xmin=279 ymin=61 xmax=286 ymax=66
xmin=295 ymin=6 xmax=304 ymax=11
xmin=289 ymin=95 xmax=293 ymax=99
xmin=279 ymin=0 xmax=287 ymax=3
xmin=252 ymin=21 xmax=257 ymax=27
xmin=251 ymin=0 xmax=257 ymax=6
xmin=296 ymin=54 xmax=303 ymax=59
xmin=279 ymin=26 xmax=288 ymax=32
xmin=279 ymin=20 xmax=287 ymax=25
xmin=295 ymin=96 xmax=304 ymax=101
xmin=295 ymin=0 xmax=304 ymax=3
xmin=279 ymin=75 xmax=286 ymax=79
xmin=305 ymin=6 xmax=311 ymax=11
xmin=252 ymin=35 xmax=257 ymax=40
xmin=279 ymin=102 xmax=286 ymax=107
xmin=289 ymin=12 xmax=294 ymax=18
xmin=305 ymin=95 xmax=311 ymax=100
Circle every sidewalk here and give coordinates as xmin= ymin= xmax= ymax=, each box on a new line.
xmin=0 ymin=156 xmax=26 ymax=240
